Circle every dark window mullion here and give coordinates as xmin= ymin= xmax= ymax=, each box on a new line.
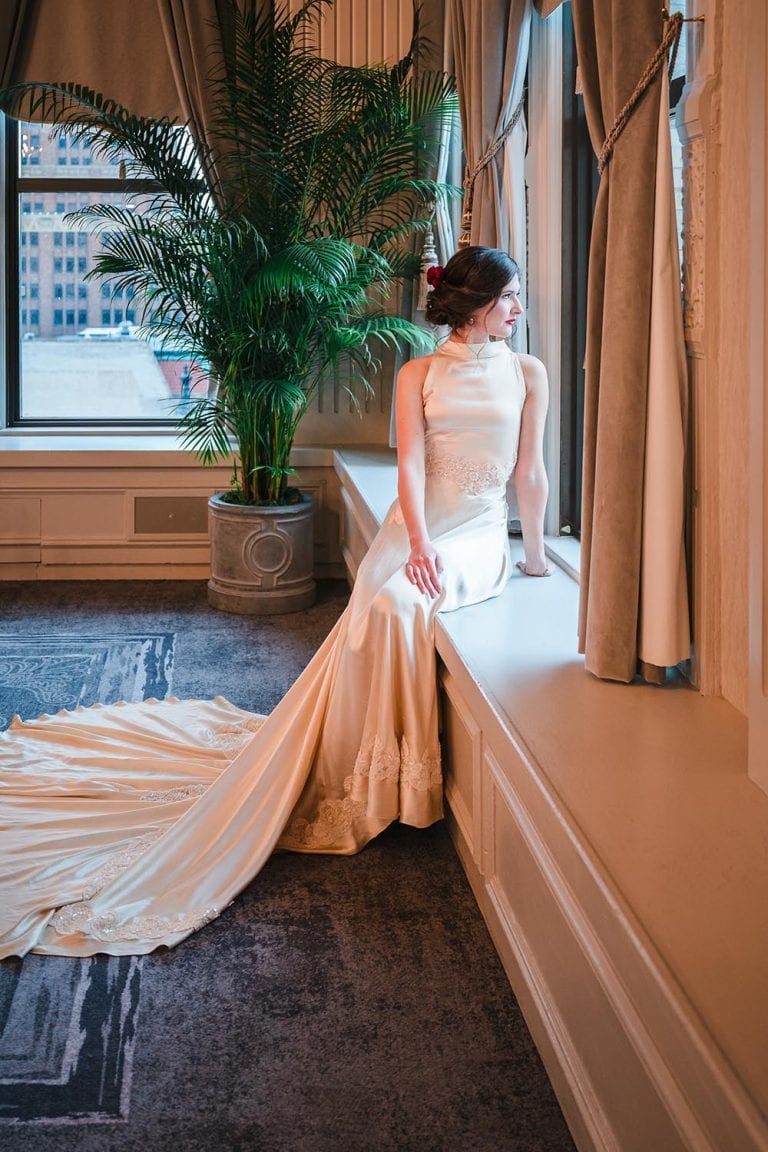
xmin=5 ymin=118 xmax=20 ymax=425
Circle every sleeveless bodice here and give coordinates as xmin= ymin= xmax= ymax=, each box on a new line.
xmin=422 ymin=339 xmax=526 ymax=497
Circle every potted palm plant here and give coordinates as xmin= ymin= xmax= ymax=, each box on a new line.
xmin=1 ymin=0 xmax=456 ymax=612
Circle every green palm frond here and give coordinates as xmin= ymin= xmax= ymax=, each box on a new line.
xmin=0 ymin=0 xmax=458 ymax=504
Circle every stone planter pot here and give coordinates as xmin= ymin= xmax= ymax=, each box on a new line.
xmin=207 ymin=492 xmax=316 ymax=615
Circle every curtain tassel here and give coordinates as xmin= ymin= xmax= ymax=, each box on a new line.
xmin=417 ymin=219 xmax=439 ymax=311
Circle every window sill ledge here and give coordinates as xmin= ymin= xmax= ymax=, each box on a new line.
xmin=0 ymin=435 xmax=335 ymax=469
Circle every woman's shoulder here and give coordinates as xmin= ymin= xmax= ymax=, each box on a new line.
xmin=397 ymin=352 xmax=436 ymax=389
xmin=515 ymin=353 xmax=548 ymax=393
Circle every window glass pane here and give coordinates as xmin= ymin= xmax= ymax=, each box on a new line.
xmin=19 ymin=121 xmax=124 ymax=177
xmin=18 ymin=120 xmax=200 ymax=181
xmin=18 ymin=190 xmax=199 ymax=420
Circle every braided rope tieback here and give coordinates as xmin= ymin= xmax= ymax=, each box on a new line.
xmin=597 ymin=11 xmax=683 ymax=176
xmin=458 ymin=96 xmax=525 ymax=249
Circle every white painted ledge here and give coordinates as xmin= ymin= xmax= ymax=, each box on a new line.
xmin=0 ymin=436 xmax=335 ymax=470
xmin=335 ymin=446 xmax=768 ymax=1152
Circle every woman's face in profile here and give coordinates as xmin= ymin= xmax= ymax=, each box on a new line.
xmin=472 ymin=277 xmax=524 ymax=339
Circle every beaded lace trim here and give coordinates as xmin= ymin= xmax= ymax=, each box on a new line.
xmin=425 ymin=448 xmax=514 ymax=495
xmin=50 ymin=900 xmax=219 ymax=943
xmin=352 ymin=734 xmax=442 ymax=793
xmin=49 ymin=830 xmax=217 ymax=943
xmin=47 ymin=711 xmax=265 ymax=943
xmin=280 ymin=736 xmax=442 ymax=851
xmin=280 ymin=775 xmax=367 ymax=850
xmin=199 ymin=716 xmax=266 ymax=750
xmin=140 ymin=783 xmax=208 ymax=803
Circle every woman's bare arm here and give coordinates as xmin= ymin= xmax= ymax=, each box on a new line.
xmin=514 ymin=354 xmax=551 ymax=576
xmin=395 ymin=356 xmax=443 ymax=597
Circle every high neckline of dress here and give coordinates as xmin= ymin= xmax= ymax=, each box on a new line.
xmin=436 ymin=338 xmax=511 ymax=360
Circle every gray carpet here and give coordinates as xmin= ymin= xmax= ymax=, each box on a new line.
xmin=0 ymin=581 xmax=577 ymax=1152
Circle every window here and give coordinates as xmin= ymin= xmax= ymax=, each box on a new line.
xmin=5 ymin=116 xmax=201 ymax=424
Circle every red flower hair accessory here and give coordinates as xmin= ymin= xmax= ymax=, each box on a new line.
xmin=426 ymin=265 xmax=444 ymax=288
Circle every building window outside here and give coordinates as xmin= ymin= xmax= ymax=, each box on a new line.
xmin=6 ymin=116 xmax=200 ymax=424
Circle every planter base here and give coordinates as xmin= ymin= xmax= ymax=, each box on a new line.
xmin=207 ymin=580 xmax=317 ymax=616
xmin=207 ymin=493 xmax=316 ymax=616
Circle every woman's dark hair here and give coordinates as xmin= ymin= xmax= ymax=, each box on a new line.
xmin=424 ymin=246 xmax=520 ymax=329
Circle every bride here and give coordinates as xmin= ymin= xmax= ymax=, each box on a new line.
xmin=0 ymin=246 xmax=551 ymax=959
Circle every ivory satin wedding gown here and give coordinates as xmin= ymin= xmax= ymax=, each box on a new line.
xmin=0 ymin=340 xmax=526 ymax=958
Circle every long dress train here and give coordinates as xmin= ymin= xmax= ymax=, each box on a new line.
xmin=0 ymin=340 xmax=525 ymax=958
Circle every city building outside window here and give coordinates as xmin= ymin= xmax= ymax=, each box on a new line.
xmin=5 ymin=117 xmax=198 ymax=423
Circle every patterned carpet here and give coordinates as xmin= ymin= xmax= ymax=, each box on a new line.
xmin=0 ymin=582 xmax=576 ymax=1152
xmin=0 ymin=633 xmax=174 ymax=729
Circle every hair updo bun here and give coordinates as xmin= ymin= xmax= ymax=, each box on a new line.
xmin=424 ymin=246 xmax=520 ymax=330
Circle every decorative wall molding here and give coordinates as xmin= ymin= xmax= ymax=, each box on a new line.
xmin=0 ymin=445 xmax=344 ymax=581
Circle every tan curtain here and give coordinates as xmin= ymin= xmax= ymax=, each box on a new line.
xmin=572 ymin=0 xmax=690 ymax=682
xmin=155 ymin=0 xmax=235 ymax=192
xmin=0 ymin=0 xmax=31 ymax=86
xmin=5 ymin=0 xmax=182 ymax=118
xmin=448 ymin=0 xmax=531 ymax=347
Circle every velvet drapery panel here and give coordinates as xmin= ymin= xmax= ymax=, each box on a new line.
xmin=536 ymin=0 xmax=690 ymax=682
xmin=3 ymin=0 xmax=182 ymax=118
xmin=0 ymin=0 xmax=30 ymax=87
xmin=3 ymin=0 xmax=236 ymax=199
xmin=448 ymin=0 xmax=531 ymax=347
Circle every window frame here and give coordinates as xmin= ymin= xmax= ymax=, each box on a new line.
xmin=3 ymin=115 xmax=177 ymax=429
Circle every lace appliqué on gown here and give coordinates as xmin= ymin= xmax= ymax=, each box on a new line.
xmin=198 ymin=715 xmax=267 ymax=751
xmin=140 ymin=784 xmax=208 ymax=803
xmin=280 ymin=775 xmax=367 ymax=850
xmin=279 ymin=736 xmax=442 ymax=851
xmin=352 ymin=734 xmax=442 ymax=793
xmin=425 ymin=448 xmax=515 ymax=496
xmin=49 ymin=829 xmax=219 ymax=942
